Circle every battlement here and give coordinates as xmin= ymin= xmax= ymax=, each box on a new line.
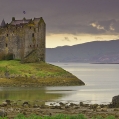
xmin=0 ymin=17 xmax=46 ymax=63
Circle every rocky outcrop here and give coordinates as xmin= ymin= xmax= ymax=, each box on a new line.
xmin=0 ymin=110 xmax=7 ymax=117
xmin=112 ymin=95 xmax=119 ymax=108
xmin=0 ymin=100 xmax=119 ymax=118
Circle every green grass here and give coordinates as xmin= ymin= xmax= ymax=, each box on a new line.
xmin=0 ymin=114 xmax=116 ymax=119
xmin=0 ymin=60 xmax=85 ymax=86
xmin=0 ymin=60 xmax=67 ymax=77
xmin=92 ymin=115 xmax=116 ymax=119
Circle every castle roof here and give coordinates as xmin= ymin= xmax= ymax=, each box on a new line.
xmin=34 ymin=18 xmax=40 ymax=20
xmin=11 ymin=19 xmax=31 ymax=25
xmin=0 ymin=17 xmax=44 ymax=28
xmin=34 ymin=18 xmax=41 ymax=21
xmin=1 ymin=19 xmax=6 ymax=27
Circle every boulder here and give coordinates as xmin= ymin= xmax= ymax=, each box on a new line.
xmin=2 ymin=102 xmax=7 ymax=106
xmin=22 ymin=101 xmax=29 ymax=108
xmin=112 ymin=95 xmax=119 ymax=107
xmin=6 ymin=100 xmax=11 ymax=105
xmin=0 ymin=110 xmax=7 ymax=117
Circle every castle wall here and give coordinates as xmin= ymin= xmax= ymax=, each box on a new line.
xmin=0 ymin=29 xmax=9 ymax=59
xmin=24 ymin=27 xmax=37 ymax=57
xmin=5 ymin=27 xmax=23 ymax=59
xmin=0 ymin=17 xmax=46 ymax=62
xmin=38 ymin=21 xmax=46 ymax=62
xmin=0 ymin=36 xmax=5 ymax=54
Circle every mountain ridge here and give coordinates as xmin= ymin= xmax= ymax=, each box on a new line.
xmin=46 ymin=40 xmax=119 ymax=63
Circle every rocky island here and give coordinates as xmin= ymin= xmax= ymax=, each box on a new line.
xmin=0 ymin=60 xmax=85 ymax=87
xmin=0 ymin=17 xmax=85 ymax=87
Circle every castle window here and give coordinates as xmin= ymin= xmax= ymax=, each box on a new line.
xmin=32 ymin=33 xmax=34 ymax=37
xmin=30 ymin=45 xmax=31 ymax=47
xmin=6 ymin=43 xmax=8 ymax=47
xmin=7 ymin=34 xmax=8 ymax=37
xmin=30 ymin=27 xmax=31 ymax=29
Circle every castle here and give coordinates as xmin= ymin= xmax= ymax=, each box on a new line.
xmin=0 ymin=17 xmax=46 ymax=63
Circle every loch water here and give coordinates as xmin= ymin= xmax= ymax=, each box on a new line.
xmin=0 ymin=63 xmax=119 ymax=104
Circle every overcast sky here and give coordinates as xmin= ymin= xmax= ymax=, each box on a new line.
xmin=0 ymin=0 xmax=119 ymax=47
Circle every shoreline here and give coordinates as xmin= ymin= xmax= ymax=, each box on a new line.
xmin=0 ymin=99 xmax=118 ymax=118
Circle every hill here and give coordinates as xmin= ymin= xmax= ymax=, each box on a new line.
xmin=0 ymin=60 xmax=85 ymax=87
xmin=46 ymin=40 xmax=119 ymax=63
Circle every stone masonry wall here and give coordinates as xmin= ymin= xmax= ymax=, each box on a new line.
xmin=0 ymin=17 xmax=46 ymax=62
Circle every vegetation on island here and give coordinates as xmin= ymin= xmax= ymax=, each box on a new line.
xmin=0 ymin=60 xmax=85 ymax=87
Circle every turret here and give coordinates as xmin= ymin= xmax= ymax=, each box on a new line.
xmin=1 ymin=19 xmax=6 ymax=27
xmin=38 ymin=17 xmax=46 ymax=62
xmin=12 ymin=17 xmax=15 ymax=21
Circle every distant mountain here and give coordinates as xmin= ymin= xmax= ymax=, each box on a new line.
xmin=46 ymin=40 xmax=119 ymax=63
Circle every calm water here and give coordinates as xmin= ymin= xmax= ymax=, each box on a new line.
xmin=0 ymin=63 xmax=119 ymax=104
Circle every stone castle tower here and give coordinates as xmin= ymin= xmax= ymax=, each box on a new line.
xmin=0 ymin=17 xmax=46 ymax=63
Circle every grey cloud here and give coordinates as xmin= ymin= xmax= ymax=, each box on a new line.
xmin=74 ymin=37 xmax=78 ymax=40
xmin=63 ymin=37 xmax=70 ymax=41
xmin=47 ymin=22 xmax=106 ymax=35
xmin=1 ymin=0 xmax=119 ymax=35
xmin=95 ymin=37 xmax=103 ymax=39
xmin=74 ymin=37 xmax=82 ymax=41
xmin=90 ymin=19 xmax=119 ymax=34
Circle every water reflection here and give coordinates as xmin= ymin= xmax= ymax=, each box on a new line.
xmin=0 ymin=87 xmax=64 ymax=103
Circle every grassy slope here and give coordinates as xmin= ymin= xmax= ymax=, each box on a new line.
xmin=0 ymin=60 xmax=85 ymax=87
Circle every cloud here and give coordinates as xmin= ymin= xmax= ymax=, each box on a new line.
xmin=1 ymin=0 xmax=119 ymax=35
xmin=74 ymin=37 xmax=78 ymax=40
xmin=73 ymin=37 xmax=82 ymax=41
xmin=62 ymin=37 xmax=70 ymax=41
xmin=90 ymin=22 xmax=105 ymax=30
xmin=90 ymin=19 xmax=119 ymax=34
xmin=95 ymin=37 xmax=103 ymax=39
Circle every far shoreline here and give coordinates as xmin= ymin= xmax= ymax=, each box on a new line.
xmin=91 ymin=63 xmax=119 ymax=64
xmin=48 ymin=62 xmax=119 ymax=64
